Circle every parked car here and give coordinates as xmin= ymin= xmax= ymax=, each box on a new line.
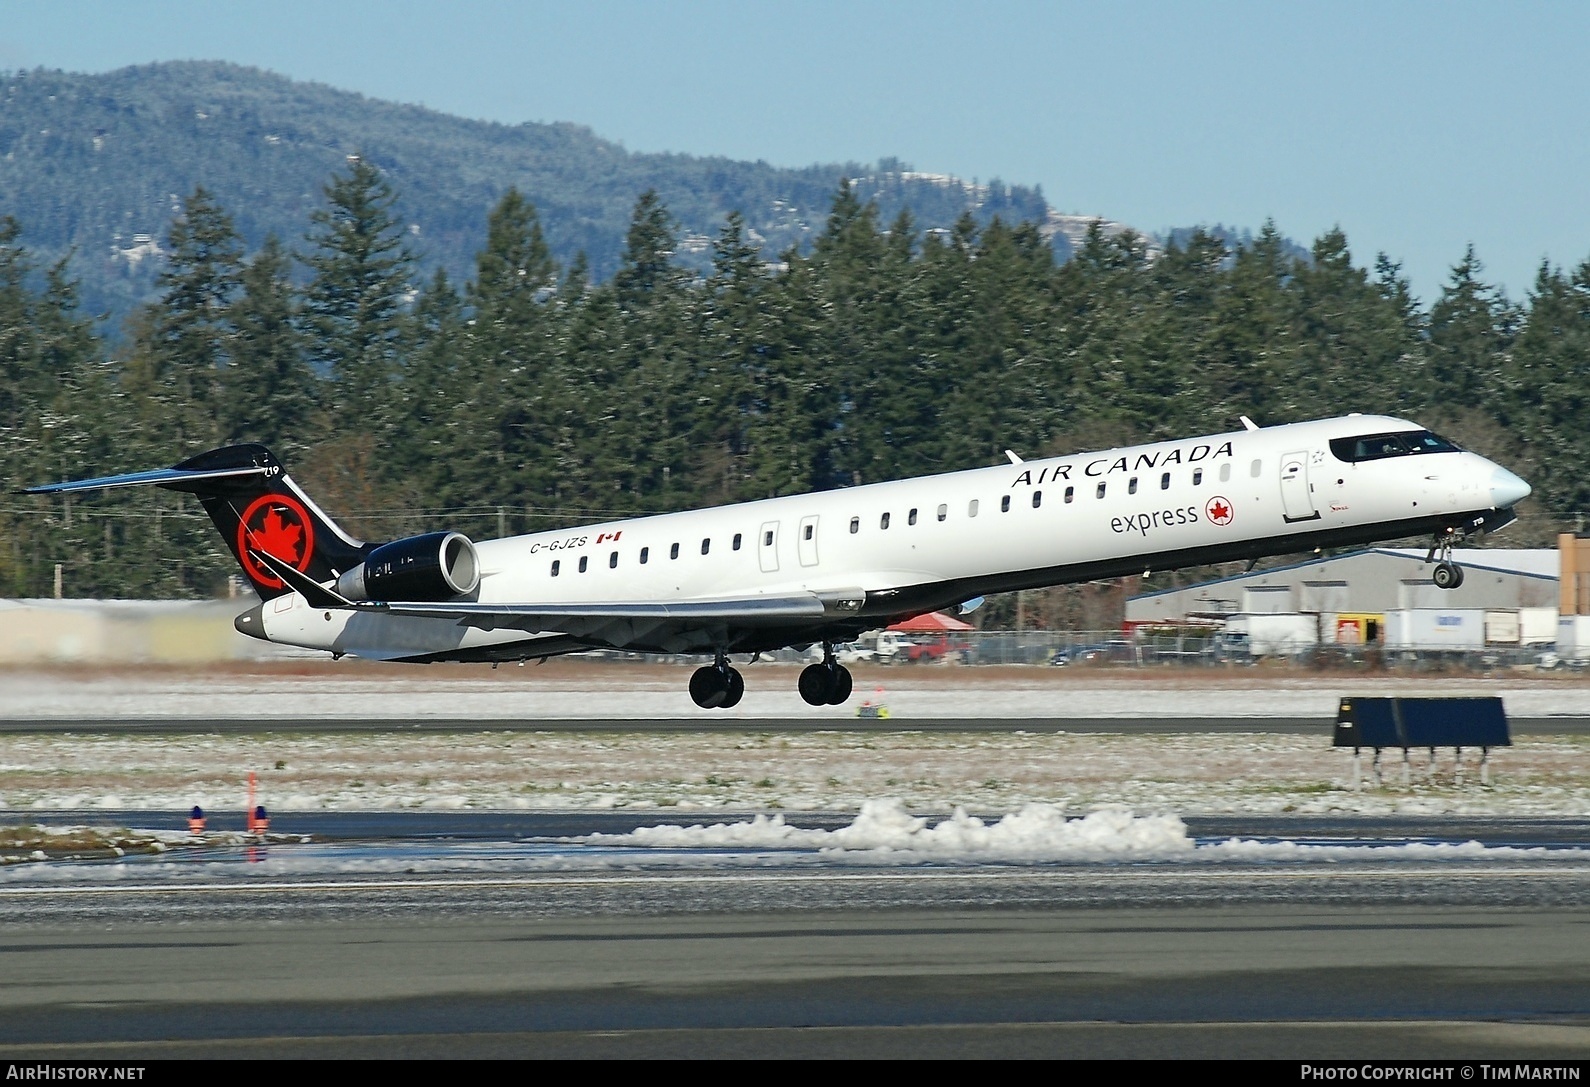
xmin=1049 ymin=641 xmax=1135 ymax=666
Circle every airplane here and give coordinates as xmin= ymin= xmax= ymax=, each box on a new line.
xmin=25 ymin=413 xmax=1530 ymax=708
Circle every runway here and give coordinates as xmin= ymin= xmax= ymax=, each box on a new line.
xmin=2 ymin=803 xmax=1588 ymax=1055
xmin=2 ymin=903 xmax=1588 ymax=1058
xmin=2 ymin=715 xmax=1588 ymax=734
xmin=3 ymin=670 xmax=1589 ymax=1058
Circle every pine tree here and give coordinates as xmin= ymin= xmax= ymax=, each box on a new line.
xmin=1427 ymin=244 xmax=1517 ymax=407
xmin=123 ymin=187 xmax=244 ymax=451
xmin=300 ymin=155 xmax=417 ymax=430
xmin=222 ymin=235 xmax=316 ymax=452
xmin=465 ymin=188 xmax=561 ymax=514
xmin=1507 ymin=258 xmax=1590 ymax=514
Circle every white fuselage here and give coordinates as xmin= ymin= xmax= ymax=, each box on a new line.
xmin=256 ymin=415 xmax=1526 ymax=660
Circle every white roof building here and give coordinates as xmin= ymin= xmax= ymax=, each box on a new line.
xmin=1127 ymin=548 xmax=1559 ymax=622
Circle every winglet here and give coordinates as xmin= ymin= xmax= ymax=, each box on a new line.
xmin=1004 ymin=450 xmax=1024 ymax=464
xmin=1240 ymin=415 xmax=1260 ymax=431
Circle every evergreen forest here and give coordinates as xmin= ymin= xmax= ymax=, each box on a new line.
xmin=3 ymin=159 xmax=1587 ymax=629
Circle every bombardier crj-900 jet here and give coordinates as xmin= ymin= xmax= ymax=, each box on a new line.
xmin=27 ymin=414 xmax=1530 ymax=709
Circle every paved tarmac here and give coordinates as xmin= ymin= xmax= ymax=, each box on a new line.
xmin=1 ymin=904 xmax=1588 ymax=1058
xmin=2 ymin=715 xmax=1587 ymax=733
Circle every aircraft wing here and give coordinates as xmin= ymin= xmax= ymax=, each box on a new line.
xmin=376 ymin=592 xmax=859 ymax=644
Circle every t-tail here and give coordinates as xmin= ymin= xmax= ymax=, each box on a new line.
xmin=23 ymin=444 xmax=371 ymax=600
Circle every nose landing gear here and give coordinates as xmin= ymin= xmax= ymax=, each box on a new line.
xmin=1427 ymin=531 xmax=1466 ymax=590
xmin=798 ymin=643 xmax=853 ymax=706
xmin=689 ymin=652 xmax=745 ymax=709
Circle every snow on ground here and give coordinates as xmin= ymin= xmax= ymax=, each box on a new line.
xmin=2 ymin=804 xmax=1583 ymax=883
xmin=0 ymin=726 xmax=1586 ymax=816
xmin=0 ymin=662 xmax=1587 ymax=816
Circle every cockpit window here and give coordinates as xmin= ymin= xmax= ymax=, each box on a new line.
xmin=1329 ymin=430 xmax=1461 ymax=463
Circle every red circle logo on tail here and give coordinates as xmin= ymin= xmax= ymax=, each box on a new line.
xmin=237 ymin=494 xmax=315 ymax=589
xmin=1205 ymin=496 xmax=1235 ymax=526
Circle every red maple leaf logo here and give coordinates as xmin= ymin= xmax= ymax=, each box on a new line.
xmin=1206 ymin=497 xmax=1234 ymax=526
xmin=248 ymin=507 xmax=304 ymax=563
xmin=236 ymin=494 xmax=316 ymax=587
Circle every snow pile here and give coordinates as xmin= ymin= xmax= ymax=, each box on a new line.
xmin=587 ymin=799 xmax=1196 ymax=861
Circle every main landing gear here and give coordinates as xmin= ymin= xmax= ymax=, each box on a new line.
xmin=1427 ymin=531 xmax=1466 ymax=590
xmin=689 ymin=653 xmax=744 ymax=709
xmin=798 ymin=644 xmax=853 ymax=707
xmin=689 ymin=646 xmax=856 ymax=709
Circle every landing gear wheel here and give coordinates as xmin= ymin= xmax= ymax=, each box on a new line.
xmin=1432 ymin=561 xmax=1464 ymax=590
xmin=798 ymin=662 xmax=853 ymax=706
xmin=690 ymin=662 xmax=745 ymax=709
xmin=825 ymin=665 xmax=852 ymax=705
xmin=689 ymin=666 xmax=726 ymax=708
xmin=798 ymin=663 xmax=831 ymax=707
xmin=721 ymin=668 xmax=745 ymax=708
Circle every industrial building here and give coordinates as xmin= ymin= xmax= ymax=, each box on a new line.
xmin=1126 ymin=548 xmax=1560 ymax=655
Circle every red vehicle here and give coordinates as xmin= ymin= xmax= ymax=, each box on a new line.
xmin=901 ymin=634 xmax=972 ymax=663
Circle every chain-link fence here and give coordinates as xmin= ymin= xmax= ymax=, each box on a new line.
xmin=910 ymin=630 xmax=1576 ymax=674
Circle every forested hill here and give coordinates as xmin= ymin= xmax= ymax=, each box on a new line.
xmin=2 ymin=63 xmax=1584 ymax=621
xmin=0 ymin=61 xmax=1052 ymax=326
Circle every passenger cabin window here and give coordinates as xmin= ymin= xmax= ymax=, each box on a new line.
xmin=1329 ymin=430 xmax=1461 ymax=463
xmin=701 ymin=538 xmax=711 ymax=555
xmin=640 ymin=547 xmax=649 ymax=564
xmin=733 ymin=533 xmax=742 ymax=551
xmin=849 ymin=517 xmax=860 ymax=534
xmin=551 ymin=560 xmax=560 ymax=577
xmin=968 ymin=499 xmax=979 ymax=517
xmin=1064 ymin=485 xmax=1075 ymax=503
xmin=937 ymin=504 xmax=948 ymax=522
xmin=1000 ymin=496 xmax=1011 ymax=513
xmin=1250 ymin=459 xmax=1262 ymax=478
xmin=908 ymin=508 xmax=918 ymax=525
xmin=1193 ymin=469 xmax=1203 ymax=486
xmin=1161 ymin=472 xmax=1171 ymax=490
xmin=670 ymin=543 xmax=680 ymax=560
xmin=578 ymin=556 xmax=588 ymax=573
xmin=1096 ymin=482 xmax=1106 ymax=499
xmin=1032 ymin=490 xmax=1042 ymax=508
xmin=1128 ymin=477 xmax=1138 ymax=495
xmin=1219 ymin=464 xmax=1232 ymax=482
xmin=609 ymin=551 xmax=618 ymax=569
xmin=880 ymin=512 xmax=891 ymax=529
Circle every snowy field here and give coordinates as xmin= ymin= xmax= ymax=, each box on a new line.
xmin=0 ymin=661 xmax=1586 ymax=818
xmin=6 ymin=802 xmax=1588 ymax=882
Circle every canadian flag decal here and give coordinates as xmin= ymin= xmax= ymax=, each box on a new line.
xmin=596 ymin=531 xmax=623 ymax=544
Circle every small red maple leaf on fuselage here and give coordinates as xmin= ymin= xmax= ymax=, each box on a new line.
xmin=248 ymin=507 xmax=304 ymax=563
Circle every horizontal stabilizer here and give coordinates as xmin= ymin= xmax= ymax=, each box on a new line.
xmin=22 ymin=464 xmax=268 ymax=495
xmin=248 ymin=548 xmax=357 ymax=611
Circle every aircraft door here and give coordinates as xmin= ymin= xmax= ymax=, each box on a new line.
xmin=759 ymin=520 xmax=780 ymax=573
xmin=797 ymin=515 xmax=820 ymax=567
xmin=1279 ymin=450 xmax=1320 ymax=523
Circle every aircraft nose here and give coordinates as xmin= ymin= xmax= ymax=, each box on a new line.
xmin=1490 ymin=466 xmax=1531 ymax=508
xmin=233 ymin=603 xmax=268 ymax=641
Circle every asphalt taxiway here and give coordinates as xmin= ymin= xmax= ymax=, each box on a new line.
xmin=1 ymin=714 xmax=1588 ymax=734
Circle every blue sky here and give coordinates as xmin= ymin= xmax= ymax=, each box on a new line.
xmin=3 ymin=0 xmax=1587 ymax=305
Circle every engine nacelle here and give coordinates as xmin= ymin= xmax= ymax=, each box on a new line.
xmin=335 ymin=531 xmax=480 ymax=602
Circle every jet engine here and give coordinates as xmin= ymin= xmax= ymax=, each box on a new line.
xmin=335 ymin=531 xmax=480 ymax=602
